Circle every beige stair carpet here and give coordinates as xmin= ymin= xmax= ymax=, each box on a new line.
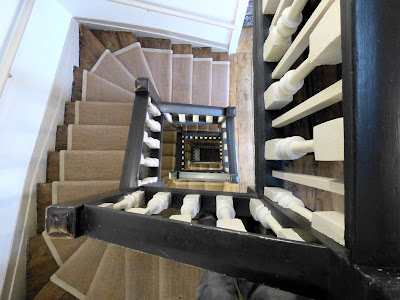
xmin=143 ymin=48 xmax=173 ymax=102
xmin=211 ymin=61 xmax=230 ymax=107
xmin=67 ymin=125 xmax=129 ymax=150
xmin=51 ymin=239 xmax=108 ymax=300
xmin=52 ymin=181 xmax=120 ymax=204
xmin=192 ymin=58 xmax=213 ymax=106
xmin=162 ymin=155 xmax=175 ymax=171
xmin=159 ymin=257 xmax=202 ymax=300
xmin=172 ymin=54 xmax=193 ymax=104
xmin=86 ymin=244 xmax=126 ymax=300
xmin=113 ymin=42 xmax=158 ymax=93
xmin=82 ymin=70 xmax=134 ymax=103
xmin=42 ymin=232 xmax=87 ymax=266
xmin=90 ymin=49 xmax=136 ymax=92
xmin=162 ymin=131 xmax=177 ymax=143
xmin=125 ymin=250 xmax=159 ymax=300
xmin=59 ymin=150 xmax=125 ymax=181
xmin=162 ymin=143 xmax=176 ymax=156
xmin=74 ymin=102 xmax=133 ymax=126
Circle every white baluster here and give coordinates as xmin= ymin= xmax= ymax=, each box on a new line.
xmin=265 ymin=118 xmax=343 ymax=161
xmin=216 ymin=195 xmax=247 ymax=232
xmin=114 ymin=191 xmax=145 ymax=210
xmin=147 ymin=97 xmax=161 ymax=117
xmin=140 ymin=154 xmax=159 ymax=167
xmin=143 ymin=131 xmax=161 ymax=149
xmin=249 ymin=198 xmax=304 ymax=241
xmin=127 ymin=192 xmax=171 ymax=215
xmin=170 ymin=194 xmax=201 ymax=223
xmin=206 ymin=116 xmax=213 ymax=123
xmin=265 ymin=0 xmax=341 ymax=110
xmin=146 ymin=113 xmax=161 ymax=132
xmin=193 ymin=115 xmax=199 ymax=122
xmin=264 ymin=0 xmax=308 ymax=62
xmin=264 ymin=187 xmax=313 ymax=221
xmin=164 ymin=113 xmax=172 ymax=123
xmin=178 ymin=114 xmax=186 ymax=122
xmin=98 ymin=203 xmax=114 ymax=208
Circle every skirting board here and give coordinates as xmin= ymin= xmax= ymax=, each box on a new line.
xmin=0 ymin=18 xmax=79 ymax=300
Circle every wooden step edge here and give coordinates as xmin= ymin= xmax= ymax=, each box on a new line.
xmin=64 ymin=102 xmax=75 ymax=125
xmin=90 ymin=29 xmax=124 ymax=53
xmin=33 ymin=281 xmax=77 ymax=300
xmin=79 ymin=25 xmax=107 ymax=71
xmin=212 ymin=52 xmax=230 ymax=61
xmin=27 ymin=235 xmax=59 ymax=299
xmin=116 ymin=31 xmax=138 ymax=48
xmin=56 ymin=125 xmax=68 ymax=151
xmin=137 ymin=37 xmax=172 ymax=49
xmin=192 ymin=47 xmax=212 ymax=58
xmin=47 ymin=152 xmax=60 ymax=183
xmin=171 ymin=44 xmax=192 ymax=54
xmin=37 ymin=183 xmax=52 ymax=234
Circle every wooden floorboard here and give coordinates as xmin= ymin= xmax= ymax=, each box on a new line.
xmin=192 ymin=47 xmax=212 ymax=58
xmin=171 ymin=44 xmax=192 ymax=54
xmin=138 ymin=37 xmax=171 ymax=49
xmin=116 ymin=31 xmax=137 ymax=48
xmin=230 ymin=27 xmax=255 ymax=193
xmin=212 ymin=52 xmax=229 ymax=61
xmin=91 ymin=30 xmax=122 ymax=52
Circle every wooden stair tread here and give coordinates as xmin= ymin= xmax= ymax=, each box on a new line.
xmin=79 ymin=25 xmax=107 ymax=70
xmin=192 ymin=47 xmax=212 ymax=58
xmin=116 ymin=31 xmax=137 ymax=48
xmin=33 ymin=281 xmax=77 ymax=300
xmin=137 ymin=37 xmax=172 ymax=49
xmin=171 ymin=44 xmax=192 ymax=54
xmin=91 ymin=30 xmax=124 ymax=53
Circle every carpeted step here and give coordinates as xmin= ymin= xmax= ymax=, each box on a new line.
xmin=51 ymin=181 xmax=120 ymax=204
xmin=161 ymin=169 xmax=170 ymax=179
xmin=51 ymin=239 xmax=108 ymax=300
xmin=113 ymin=42 xmax=158 ymax=92
xmin=68 ymin=101 xmax=133 ymax=126
xmin=90 ymin=49 xmax=136 ymax=92
xmin=125 ymin=250 xmax=159 ymax=300
xmin=211 ymin=60 xmax=230 ymax=107
xmin=86 ymin=244 xmax=126 ymax=300
xmin=172 ymin=53 xmax=193 ymax=104
xmin=42 ymin=232 xmax=87 ymax=267
xmin=66 ymin=125 xmax=129 ymax=150
xmin=143 ymin=48 xmax=173 ymax=102
xmin=158 ymin=257 xmax=202 ymax=299
xmin=59 ymin=150 xmax=125 ymax=181
xmin=192 ymin=58 xmax=212 ymax=106
xmin=82 ymin=70 xmax=134 ymax=103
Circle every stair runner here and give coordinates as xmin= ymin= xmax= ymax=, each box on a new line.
xmin=33 ymin=26 xmax=231 ymax=299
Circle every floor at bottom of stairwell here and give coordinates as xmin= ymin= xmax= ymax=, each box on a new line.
xmin=230 ymin=27 xmax=255 ymax=193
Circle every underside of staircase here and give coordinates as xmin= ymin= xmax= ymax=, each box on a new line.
xmin=28 ymin=25 xmax=234 ymax=299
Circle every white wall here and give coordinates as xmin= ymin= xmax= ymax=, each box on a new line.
xmin=57 ymin=0 xmax=249 ymax=53
xmin=0 ymin=0 xmax=74 ymax=298
xmin=0 ymin=0 xmax=26 ymax=66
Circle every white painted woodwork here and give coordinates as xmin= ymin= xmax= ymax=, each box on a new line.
xmin=249 ymin=198 xmax=283 ymax=235
xmin=138 ymin=176 xmax=158 ymax=186
xmin=277 ymin=229 xmax=304 ymax=241
xmin=272 ymin=80 xmax=342 ymax=127
xmin=98 ymin=203 xmax=114 ymax=208
xmin=114 ymin=190 xmax=145 ymax=210
xmin=216 ymin=195 xmax=247 ymax=232
xmin=140 ymin=154 xmax=159 ymax=167
xmin=143 ymin=131 xmax=161 ymax=149
xmin=206 ymin=115 xmax=213 ymax=123
xmin=264 ymin=0 xmax=307 ymax=62
xmin=170 ymin=194 xmax=201 ymax=223
xmin=265 ymin=0 xmax=341 ymax=110
xmin=164 ymin=113 xmax=172 ymax=123
xmin=264 ymin=187 xmax=313 ymax=221
xmin=262 ymin=0 xmax=281 ymax=14
xmin=272 ymin=171 xmax=345 ymax=195
xmin=272 ymin=0 xmax=336 ymax=79
xmin=147 ymin=97 xmax=161 ymax=117
xmin=270 ymin=0 xmax=294 ymax=28
xmin=265 ymin=118 xmax=344 ymax=161
xmin=178 ymin=114 xmax=186 ymax=122
xmin=192 ymin=115 xmax=199 ymax=122
xmin=127 ymin=192 xmax=171 ymax=215
xmin=312 ymin=211 xmax=344 ymax=245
